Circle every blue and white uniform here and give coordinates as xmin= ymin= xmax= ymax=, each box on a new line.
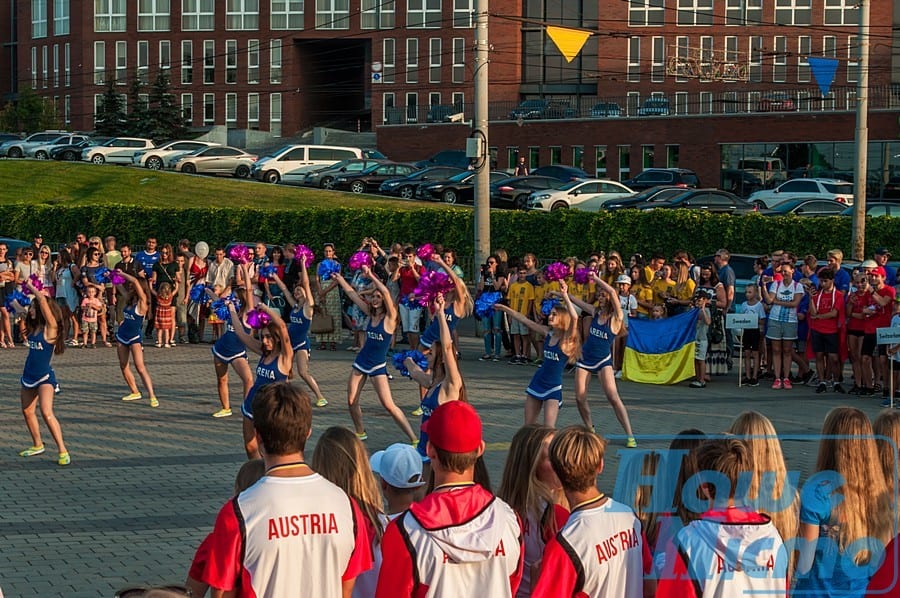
xmin=352 ymin=318 xmax=391 ymax=376
xmin=287 ymin=305 xmax=312 ymax=352
xmin=419 ymin=306 xmax=462 ymax=349
xmin=526 ymin=334 xmax=568 ymax=404
xmin=416 ymin=382 xmax=441 ymax=460
xmin=21 ymin=330 xmax=57 ymax=389
xmin=116 ymin=305 xmax=144 ymax=346
xmin=576 ymin=315 xmax=615 ymax=371
xmin=212 ymin=313 xmax=249 ymax=363
xmin=241 ymin=356 xmax=290 ymax=419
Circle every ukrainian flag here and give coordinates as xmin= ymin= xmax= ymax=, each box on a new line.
xmin=622 ymin=309 xmax=698 ymax=385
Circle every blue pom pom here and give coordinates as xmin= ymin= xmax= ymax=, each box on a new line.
xmin=317 ymin=259 xmax=341 ymax=280
xmin=189 ymin=283 xmax=209 ymax=305
xmin=258 ymin=264 xmax=278 ymax=280
xmin=5 ymin=289 xmax=31 ymax=312
xmin=94 ymin=266 xmax=111 ymax=282
xmin=541 ymin=298 xmax=561 ymax=317
xmin=391 ymin=350 xmax=429 ymax=378
xmin=474 ymin=291 xmax=502 ymax=319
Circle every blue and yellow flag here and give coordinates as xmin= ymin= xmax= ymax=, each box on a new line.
xmin=622 ymin=309 xmax=698 ymax=385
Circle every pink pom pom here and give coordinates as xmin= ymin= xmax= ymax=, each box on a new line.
xmin=228 ymin=244 xmax=251 ymax=265
xmin=416 ymin=243 xmax=435 ymax=261
xmin=413 ymin=270 xmax=455 ymax=306
xmin=109 ymin=271 xmax=126 ymax=285
xmin=349 ymin=251 xmax=373 ymax=271
xmin=573 ymin=268 xmax=591 ymax=285
xmin=294 ymin=244 xmax=315 ymax=265
xmin=545 ymin=262 xmax=569 ymax=282
xmin=247 ymin=308 xmax=272 ymax=330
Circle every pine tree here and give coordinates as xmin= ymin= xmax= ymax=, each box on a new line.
xmin=0 ymin=88 xmax=62 ymax=132
xmin=148 ymin=70 xmax=186 ymax=141
xmin=125 ymin=74 xmax=152 ymax=137
xmin=94 ymin=78 xmax=127 ymax=136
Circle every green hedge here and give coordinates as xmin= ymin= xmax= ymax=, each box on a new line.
xmin=1 ymin=203 xmax=896 ymax=261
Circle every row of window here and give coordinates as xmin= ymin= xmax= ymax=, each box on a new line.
xmin=628 ymin=0 xmax=857 ymax=27
xmin=29 ymin=43 xmax=71 ymax=89
xmin=379 ymin=38 xmax=466 ymax=84
xmin=382 ymin=91 xmax=465 ymax=124
xmin=626 ymin=34 xmax=859 ymax=84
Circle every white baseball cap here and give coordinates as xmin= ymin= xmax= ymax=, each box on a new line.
xmin=370 ymin=443 xmax=426 ymax=489
xmin=616 ymin=274 xmax=632 ymax=285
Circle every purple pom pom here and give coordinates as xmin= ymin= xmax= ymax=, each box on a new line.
xmin=544 ymin=262 xmax=569 ymax=282
xmin=412 ymin=271 xmax=455 ymax=307
xmin=228 ymin=244 xmax=251 ymax=265
xmin=349 ymin=251 xmax=373 ymax=271
xmin=574 ymin=267 xmax=591 ymax=285
xmin=416 ymin=243 xmax=435 ymax=261
xmin=22 ymin=274 xmax=44 ymax=295
xmin=294 ymin=244 xmax=315 ymax=266
xmin=247 ymin=308 xmax=272 ymax=330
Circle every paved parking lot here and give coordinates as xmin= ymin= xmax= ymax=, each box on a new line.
xmin=0 ymin=324 xmax=890 ymax=596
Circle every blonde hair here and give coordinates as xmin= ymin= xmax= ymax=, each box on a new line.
xmin=158 ymin=282 xmax=173 ymax=299
xmin=617 ymin=450 xmax=666 ymax=548
xmin=873 ymin=409 xmax=900 ymax=497
xmin=550 ymin=306 xmax=582 ymax=363
xmin=312 ymin=426 xmax=385 ymax=540
xmin=815 ymin=407 xmax=893 ymax=564
xmin=549 ymin=426 xmax=606 ymax=492
xmin=498 ymin=425 xmax=564 ymax=533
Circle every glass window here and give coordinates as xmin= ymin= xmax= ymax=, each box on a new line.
xmin=204 ymin=40 xmax=215 ymax=84
xmin=362 ymin=0 xmax=395 ymax=28
xmin=618 ymin=145 xmax=630 ymax=180
xmin=160 ymin=40 xmax=171 ymax=69
xmin=94 ymin=41 xmax=105 ymax=85
xmin=95 ymin=0 xmax=127 ymax=32
xmin=772 ymin=36 xmax=786 ymax=83
xmin=54 ymin=0 xmax=69 ymax=35
xmin=550 ymin=147 xmax=561 ymax=165
xmin=642 ymin=145 xmax=654 ymax=168
xmin=406 ymin=92 xmax=418 ymax=123
xmin=453 ymin=0 xmax=473 ymax=27
xmin=651 ymin=37 xmax=664 ymax=82
xmin=53 ymin=44 xmax=59 ymax=87
xmin=316 ymin=0 xmax=350 ymax=29
xmin=270 ymin=93 xmax=282 ymax=136
xmin=406 ymin=38 xmax=418 ymax=84
xmin=181 ymin=93 xmax=193 ymax=123
xmin=674 ymin=92 xmax=688 ymax=114
xmin=226 ymin=0 xmax=259 ymax=30
xmin=181 ymin=40 xmax=193 ymax=84
xmin=247 ymin=92 xmax=259 ymax=125
xmin=137 ymin=41 xmax=149 ymax=84
xmin=797 ymin=36 xmax=810 ymax=83
xmin=182 ymin=0 xmax=215 ymax=31
xmin=725 ymin=0 xmax=761 ymax=25
xmin=138 ymin=0 xmax=170 ymax=31
xmin=627 ymin=37 xmax=640 ymax=82
xmin=383 ymin=38 xmax=395 ymax=83
xmin=383 ymin=92 xmax=398 ymax=124
xmin=270 ymin=39 xmax=282 ymax=84
xmin=452 ymin=38 xmax=465 ymax=83
xmin=203 ymin=93 xmax=214 ymax=124
xmin=675 ymin=36 xmax=688 ymax=83
xmin=271 ymin=0 xmax=304 ymax=29
xmin=407 ymin=0 xmax=441 ymax=28
xmin=64 ymin=43 xmax=70 ymax=86
xmin=248 ymin=40 xmax=260 ymax=84
xmin=667 ymin=145 xmax=679 ymax=168
xmin=226 ymin=40 xmax=238 ymax=84
xmin=628 ymin=0 xmax=664 ymax=26
xmin=33 ymin=0 xmax=48 ymax=37
xmin=226 ymin=93 xmax=237 ymax=127
xmin=748 ymin=36 xmax=762 ymax=82
xmin=847 ymin=35 xmax=858 ymax=82
xmin=529 ymin=147 xmax=540 ymax=171
xmin=115 ymin=40 xmax=126 ymax=84
xmin=774 ymin=0 xmax=811 ymax=26
xmin=429 ymin=38 xmax=441 ymax=83
xmin=42 ymin=45 xmax=48 ymax=88
xmin=677 ymin=0 xmax=713 ymax=26
xmin=824 ymin=0 xmax=857 ymax=26
xmin=595 ymin=146 xmax=607 ymax=177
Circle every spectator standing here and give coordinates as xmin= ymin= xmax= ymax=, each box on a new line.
xmin=135 ymin=237 xmax=160 ymax=335
xmin=313 ymin=243 xmax=343 ymax=351
xmin=0 ymin=242 xmax=15 ymax=348
xmin=869 ymin=266 xmax=896 ymax=403
xmin=52 ymin=248 xmax=80 ymax=345
xmin=825 ymin=248 xmax=852 ymax=293
xmin=809 ymin=268 xmax=846 ymax=393
xmin=761 ymin=259 xmax=805 ymax=389
xmin=114 ymin=244 xmax=140 ymax=331
xmin=690 ymin=292 xmax=712 ymax=388
xmin=874 ymin=247 xmax=896 ymax=287
xmin=397 ymin=245 xmax=424 ymax=350
xmin=507 ymin=265 xmax=536 ymax=363
xmin=514 ymin=156 xmax=529 ymax=176
xmin=714 ymin=249 xmax=736 ymax=366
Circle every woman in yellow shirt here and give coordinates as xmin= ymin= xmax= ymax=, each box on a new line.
xmin=629 ymin=265 xmax=654 ymax=319
xmin=664 ymin=261 xmax=696 ymax=316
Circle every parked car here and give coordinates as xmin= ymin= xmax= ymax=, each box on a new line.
xmin=490 ymin=175 xmax=566 ymax=210
xmin=763 ymin=198 xmax=847 ymax=217
xmin=1 ymin=131 xmax=70 ymax=158
xmin=415 ymin=150 xmax=470 ymax=171
xmin=623 ymin=168 xmax=700 ymax=191
xmin=748 ymin=178 xmax=854 ymax=208
xmin=508 ymin=99 xmax=576 ymax=120
xmin=81 ymin=137 xmax=155 ymax=164
xmin=636 ymin=189 xmax=755 ymax=214
xmin=637 ymin=98 xmax=670 ymax=116
xmin=0 ymin=236 xmax=33 ymax=253
xmin=756 ymin=92 xmax=796 ymax=112
xmin=133 ymin=140 xmax=220 ymax=170
xmin=416 ymin=171 xmax=510 ymax=204
xmin=172 ymin=145 xmax=258 ymax=177
xmin=49 ymin=137 xmax=110 ymax=161
xmin=840 ymin=202 xmax=900 ymax=218
xmin=251 ymin=145 xmax=382 ymax=184
xmin=378 ymin=166 xmax=465 ymax=198
xmin=737 ymin=157 xmax=786 ymax=188
xmin=291 ymin=159 xmax=386 ymax=188
xmin=590 ymin=102 xmax=622 ymax=118
xmin=526 ymin=179 xmax=634 ymax=212
xmin=0 ymin=133 xmax=21 ymax=144
xmin=531 ymin=165 xmax=591 ymax=182
xmin=603 ymin=185 xmax=690 ymax=210
xmin=332 ymin=162 xmax=419 ymax=193
xmin=721 ymin=169 xmax=764 ymax=198
xmin=26 ymin=133 xmax=91 ymax=159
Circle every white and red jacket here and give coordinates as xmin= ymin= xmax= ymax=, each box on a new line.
xmin=532 ymin=498 xmax=652 ymax=598
xmin=375 ymin=484 xmax=524 ymax=598
xmin=199 ymin=474 xmax=373 ymax=598
xmin=655 ymin=509 xmax=787 ymax=598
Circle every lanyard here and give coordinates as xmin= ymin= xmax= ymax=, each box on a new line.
xmin=571 ymin=493 xmax=605 ymax=512
xmin=266 ymin=461 xmax=309 ymax=475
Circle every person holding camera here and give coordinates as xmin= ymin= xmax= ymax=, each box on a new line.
xmin=476 ymin=255 xmax=508 ymax=361
xmin=760 ymin=259 xmax=805 ymax=390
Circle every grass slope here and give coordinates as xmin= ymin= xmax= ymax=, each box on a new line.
xmin=0 ymin=160 xmax=460 ymax=212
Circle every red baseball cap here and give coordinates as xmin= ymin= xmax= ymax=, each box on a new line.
xmin=422 ymin=401 xmax=483 ymax=453
xmin=871 ymin=266 xmax=887 ymax=277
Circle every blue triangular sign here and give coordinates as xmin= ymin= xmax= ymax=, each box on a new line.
xmin=808 ymin=57 xmax=839 ymax=97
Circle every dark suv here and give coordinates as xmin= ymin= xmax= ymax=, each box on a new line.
xmin=623 ymin=168 xmax=700 ymax=191
xmin=508 ymin=99 xmax=577 ymax=120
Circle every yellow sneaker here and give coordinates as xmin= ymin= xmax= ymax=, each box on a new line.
xmin=149 ymin=397 xmax=159 ymax=408
xmin=625 ymin=437 xmax=638 ymax=448
xmin=315 ymin=397 xmax=329 ymax=407
xmin=212 ymin=408 xmax=233 ymax=418
xmin=411 ymin=407 xmax=424 ymax=417
xmin=411 ymin=438 xmax=419 ymax=449
xmin=58 ymin=452 xmax=71 ymax=466
xmin=19 ymin=445 xmax=45 ymax=457
xmin=121 ymin=392 xmax=142 ymax=401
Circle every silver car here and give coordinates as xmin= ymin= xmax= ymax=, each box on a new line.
xmin=172 ymin=145 xmax=258 ymax=178
xmin=133 ymin=140 xmax=220 ymax=170
xmin=26 ymin=133 xmax=91 ymax=159
xmin=82 ymin=137 xmax=155 ymax=164
xmin=1 ymin=131 xmax=70 ymax=158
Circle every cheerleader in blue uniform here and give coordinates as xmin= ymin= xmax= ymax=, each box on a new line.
xmin=497 ymin=280 xmax=581 ymax=427
xmin=18 ymin=278 xmax=70 ymax=465
xmin=270 ymin=253 xmax=328 ymax=408
xmin=568 ymin=273 xmax=637 ymax=447
xmin=209 ymin=272 xmax=254 ymax=419
xmin=333 ymin=266 xmax=418 ymax=444
xmin=417 ymin=253 xmax=473 ymax=352
xmin=228 ymin=301 xmax=293 ymax=459
xmin=113 ymin=272 xmax=159 ymax=408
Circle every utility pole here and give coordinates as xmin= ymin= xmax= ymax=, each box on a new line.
xmin=851 ymin=0 xmax=870 ymax=260
xmin=472 ymin=0 xmax=490 ymax=272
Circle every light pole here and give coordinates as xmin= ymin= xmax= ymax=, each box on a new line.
xmin=851 ymin=0 xmax=870 ymax=260
xmin=472 ymin=0 xmax=491 ymax=271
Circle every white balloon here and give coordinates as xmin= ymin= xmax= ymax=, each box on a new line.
xmin=195 ymin=241 xmax=210 ymax=260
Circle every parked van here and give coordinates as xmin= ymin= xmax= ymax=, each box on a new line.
xmin=251 ymin=145 xmax=384 ymax=183
xmin=738 ymin=157 xmax=786 ymax=188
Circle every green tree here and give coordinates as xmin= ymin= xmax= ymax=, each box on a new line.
xmin=147 ymin=70 xmax=186 ymax=141
xmin=0 ymin=87 xmax=61 ymax=132
xmin=94 ymin=77 xmax=127 ymax=136
xmin=125 ymin=73 xmax=152 ymax=137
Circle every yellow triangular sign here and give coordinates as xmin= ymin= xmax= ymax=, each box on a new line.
xmin=546 ymin=26 xmax=591 ymax=63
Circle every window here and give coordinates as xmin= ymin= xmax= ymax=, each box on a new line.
xmin=429 ymin=38 xmax=441 ymax=83
xmin=181 ymin=93 xmax=193 ymax=123
xmin=773 ymin=36 xmax=786 ymax=83
xmin=54 ymin=0 xmax=69 ymax=35
xmin=724 ymin=36 xmax=738 ymax=64
xmin=617 ymin=145 xmax=630 ymax=180
xmin=383 ymin=92 xmax=398 ymax=124
xmin=651 ymin=37 xmax=664 ymax=82
xmin=529 ymin=147 xmax=539 ymax=170
xmin=700 ymin=36 xmax=713 ymax=78
xmin=160 ymin=40 xmax=171 ymax=69
xmin=181 ymin=40 xmax=193 ymax=84
xmin=407 ymin=0 xmax=441 ymax=28
xmin=406 ymin=92 xmax=418 ymax=123
xmin=30 ymin=47 xmax=36 ymax=87
xmin=627 ymin=37 xmax=640 ymax=83
xmin=64 ymin=43 xmax=70 ymax=86
xmin=64 ymin=95 xmax=70 ymax=124
xmin=642 ymin=145 xmax=654 ymax=168
xmin=361 ymin=0 xmax=395 ymax=28
xmin=429 ymin=91 xmax=440 ymax=106
xmin=94 ymin=41 xmax=105 ymax=85
xmin=626 ymin=91 xmax=640 ymax=116
xmin=270 ymin=39 xmax=282 ymax=84
xmin=677 ymin=0 xmax=713 ymax=26
xmin=226 ymin=0 xmax=259 ymax=30
xmin=675 ymin=36 xmax=688 ymax=83
xmin=271 ymin=0 xmax=303 ymax=29
xmin=452 ymin=38 xmax=464 ymax=83
xmin=316 ymin=0 xmax=350 ymax=29
xmin=203 ymin=93 xmax=215 ymax=124
xmin=226 ymin=40 xmax=238 ymax=83
xmin=454 ymin=0 xmax=473 ymax=27
xmin=674 ymin=91 xmax=688 ymax=114
xmin=270 ymin=93 xmax=282 ymax=136
xmin=406 ymin=38 xmax=418 ymax=84
xmin=383 ymin=38 xmax=395 ymax=83
xmin=182 ymin=0 xmax=215 ymax=31
xmin=774 ymin=0 xmax=811 ymax=26
xmin=725 ymin=0 xmax=761 ymax=25
xmin=247 ymin=40 xmax=260 ymax=84
xmin=572 ymin=146 xmax=583 ymax=169
xmin=748 ymin=36 xmax=761 ymax=83
xmin=115 ymin=41 xmax=127 ymax=84
xmin=225 ymin=93 xmax=237 ymax=127
xmin=248 ymin=92 xmax=259 ymax=126
xmin=33 ymin=0 xmax=48 ymax=38
xmin=594 ymin=146 xmax=607 ymax=178
xmin=797 ymin=36 xmax=810 ymax=83
xmin=824 ymin=0 xmax=857 ymax=26
xmin=204 ymin=40 xmax=215 ymax=84
xmin=628 ymin=0 xmax=664 ymax=26
xmin=138 ymin=41 xmax=149 ymax=83
xmin=823 ymin=35 xmax=836 ymax=58
xmin=53 ymin=44 xmax=59 ymax=87
xmin=699 ymin=91 xmax=712 ymax=113
xmin=42 ymin=46 xmax=48 ymax=88
xmin=138 ymin=0 xmax=170 ymax=31
xmin=95 ymin=0 xmax=126 ymax=32
xmin=847 ymin=35 xmax=858 ymax=82
xmin=723 ymin=91 xmax=738 ymax=113
xmin=550 ymin=147 xmax=562 ymax=165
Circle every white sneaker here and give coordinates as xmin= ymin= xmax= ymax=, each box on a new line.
xmin=614 ymin=370 xmax=623 ymax=379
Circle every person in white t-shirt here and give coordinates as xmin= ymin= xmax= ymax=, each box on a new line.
xmin=761 ymin=260 xmax=804 ymax=390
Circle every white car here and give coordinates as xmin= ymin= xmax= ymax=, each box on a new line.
xmin=26 ymin=133 xmax=91 ymax=159
xmin=132 ymin=140 xmax=219 ymax=170
xmin=748 ymin=178 xmax=854 ymax=208
xmin=82 ymin=137 xmax=155 ymax=164
xmin=1 ymin=131 xmax=70 ymax=158
xmin=527 ymin=179 xmax=634 ymax=212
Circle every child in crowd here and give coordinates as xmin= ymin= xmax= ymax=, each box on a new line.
xmin=208 ymin=284 xmax=224 ymax=341
xmin=885 ymin=298 xmax=900 ymax=407
xmin=155 ymin=282 xmax=175 ymax=348
xmin=507 ymin=266 xmax=536 ymax=364
xmin=690 ymin=292 xmax=711 ymax=388
xmin=809 ymin=268 xmax=845 ymax=393
xmin=649 ymin=304 xmax=666 ymax=320
xmin=738 ymin=285 xmax=766 ymax=386
xmin=80 ymin=285 xmax=103 ymax=348
xmin=370 ymin=442 xmax=426 ymax=516
xmin=614 ymin=275 xmax=637 ymax=376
